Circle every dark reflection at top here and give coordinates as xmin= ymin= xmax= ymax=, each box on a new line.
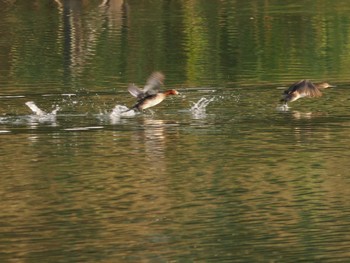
xmin=1 ymin=0 xmax=350 ymax=92
xmin=54 ymin=0 xmax=125 ymax=88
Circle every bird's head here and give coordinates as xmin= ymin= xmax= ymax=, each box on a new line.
xmin=318 ymin=82 xmax=336 ymax=89
xmin=164 ymin=89 xmax=179 ymax=96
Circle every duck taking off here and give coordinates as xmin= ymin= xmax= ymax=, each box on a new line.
xmin=128 ymin=72 xmax=179 ymax=111
xmin=281 ymin=80 xmax=335 ymax=106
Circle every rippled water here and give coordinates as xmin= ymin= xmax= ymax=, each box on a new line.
xmin=1 ymin=1 xmax=350 ymax=262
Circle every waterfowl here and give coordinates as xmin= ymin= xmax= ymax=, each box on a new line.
xmin=128 ymin=72 xmax=179 ymax=111
xmin=281 ymin=79 xmax=335 ymax=106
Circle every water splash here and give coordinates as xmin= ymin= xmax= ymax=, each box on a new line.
xmin=25 ymin=101 xmax=60 ymax=122
xmin=25 ymin=101 xmax=60 ymax=116
xmin=25 ymin=101 xmax=47 ymax=116
xmin=276 ymin=104 xmax=290 ymax=112
xmin=100 ymin=105 xmax=136 ymax=124
xmin=110 ymin=105 xmax=136 ymax=118
xmin=190 ymin=97 xmax=215 ymax=118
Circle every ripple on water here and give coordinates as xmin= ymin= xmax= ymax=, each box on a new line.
xmin=64 ymin=126 xmax=104 ymax=131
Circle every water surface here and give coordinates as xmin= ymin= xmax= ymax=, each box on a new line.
xmin=1 ymin=1 xmax=350 ymax=262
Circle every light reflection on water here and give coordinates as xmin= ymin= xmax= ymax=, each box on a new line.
xmin=1 ymin=0 xmax=350 ymax=262
xmin=1 ymin=89 xmax=350 ymax=262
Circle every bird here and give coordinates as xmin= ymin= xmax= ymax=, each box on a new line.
xmin=127 ymin=72 xmax=179 ymax=111
xmin=280 ymin=79 xmax=335 ymax=106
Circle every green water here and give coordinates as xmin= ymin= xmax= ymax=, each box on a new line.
xmin=1 ymin=1 xmax=350 ymax=262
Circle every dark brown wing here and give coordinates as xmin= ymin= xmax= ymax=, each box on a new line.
xmin=284 ymin=80 xmax=322 ymax=97
xmin=284 ymin=80 xmax=307 ymax=94
xmin=143 ymin=72 xmax=165 ymax=95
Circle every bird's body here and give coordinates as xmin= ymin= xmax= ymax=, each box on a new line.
xmin=127 ymin=72 xmax=178 ymax=112
xmin=281 ymin=80 xmax=335 ymax=105
xmin=131 ymin=89 xmax=179 ymax=111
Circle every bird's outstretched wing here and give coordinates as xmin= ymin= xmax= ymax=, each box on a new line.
xmin=284 ymin=80 xmax=322 ymax=97
xmin=143 ymin=71 xmax=165 ymax=95
xmin=127 ymin=84 xmax=145 ymax=99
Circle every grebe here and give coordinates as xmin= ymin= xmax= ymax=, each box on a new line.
xmin=128 ymin=72 xmax=179 ymax=111
xmin=281 ymin=80 xmax=335 ymax=106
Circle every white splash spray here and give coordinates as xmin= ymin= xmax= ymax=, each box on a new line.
xmin=189 ymin=97 xmax=215 ymax=118
xmin=110 ymin=105 xmax=136 ymax=118
xmin=25 ymin=101 xmax=60 ymax=116
xmin=25 ymin=101 xmax=60 ymax=122
xmin=276 ymin=104 xmax=290 ymax=112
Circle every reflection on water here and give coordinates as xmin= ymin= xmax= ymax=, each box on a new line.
xmin=1 ymin=0 xmax=350 ymax=262
xmin=2 ymin=87 xmax=350 ymax=261
xmin=54 ymin=0 xmax=125 ymax=87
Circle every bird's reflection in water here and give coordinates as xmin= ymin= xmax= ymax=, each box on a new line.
xmin=130 ymin=117 xmax=179 ymax=174
xmin=288 ymin=110 xmax=331 ymax=145
xmin=143 ymin=118 xmax=167 ymax=161
xmin=290 ymin=110 xmax=329 ymax=120
xmin=291 ymin=111 xmax=314 ymax=120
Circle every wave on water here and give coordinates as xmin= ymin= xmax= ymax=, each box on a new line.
xmin=64 ymin=126 xmax=103 ymax=131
